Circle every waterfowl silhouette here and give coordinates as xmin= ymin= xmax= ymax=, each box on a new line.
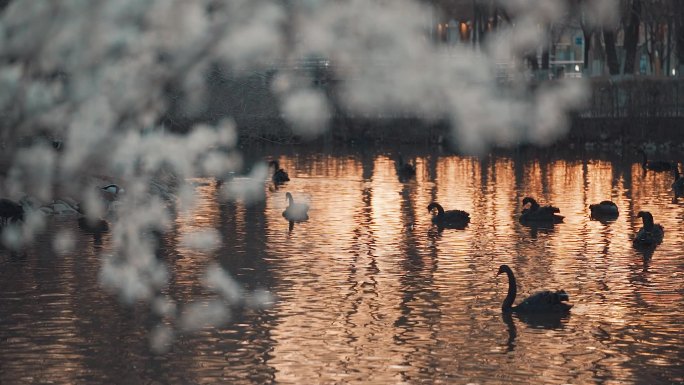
xmin=497 ymin=264 xmax=572 ymax=314
xmin=395 ymin=155 xmax=416 ymax=181
xmin=632 ymin=211 xmax=664 ymax=248
xmin=101 ymin=184 xmax=125 ymax=203
xmin=282 ymin=192 xmax=309 ymax=222
xmin=427 ymin=202 xmax=470 ymax=229
xmin=269 ymin=160 xmax=290 ymax=184
xmin=519 ymin=197 xmax=563 ymax=224
xmin=589 ymin=200 xmax=619 ymax=220
xmin=639 ymin=150 xmax=674 ymax=172
xmin=0 ymin=198 xmax=24 ymax=225
xmin=50 ymin=199 xmax=82 ymax=216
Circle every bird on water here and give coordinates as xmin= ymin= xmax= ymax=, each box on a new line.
xmin=270 ymin=160 xmax=290 ymax=185
xmin=427 ymin=202 xmax=470 ymax=229
xmin=632 ymin=211 xmax=664 ymax=248
xmin=0 ymin=198 xmax=24 ymax=225
xmin=497 ymin=264 xmax=572 ymax=314
xmin=638 ymin=150 xmax=674 ymax=172
xmin=519 ymin=197 xmax=564 ymax=224
xmin=282 ymin=192 xmax=309 ymax=223
xmin=395 ymin=155 xmax=416 ymax=181
xmin=589 ymin=200 xmax=619 ymax=220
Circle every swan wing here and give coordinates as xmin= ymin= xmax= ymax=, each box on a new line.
xmin=515 ymin=290 xmax=571 ymax=313
xmin=273 ymin=169 xmax=290 ymax=183
xmin=540 ymin=206 xmax=560 ymax=214
xmin=445 ymin=210 xmax=470 ymax=220
xmin=521 ymin=206 xmax=563 ymax=223
xmin=633 ymin=225 xmax=664 ymax=245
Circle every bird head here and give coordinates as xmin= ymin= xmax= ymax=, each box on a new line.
xmin=496 ymin=264 xmax=509 ymax=276
xmin=102 ymin=184 xmax=124 ymax=195
xmin=637 ymin=211 xmax=651 ymax=220
xmin=522 ymin=197 xmax=536 ymax=207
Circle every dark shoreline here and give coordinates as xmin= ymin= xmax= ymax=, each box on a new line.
xmin=232 ymin=115 xmax=684 ymax=151
xmin=192 ymin=75 xmax=684 ymax=149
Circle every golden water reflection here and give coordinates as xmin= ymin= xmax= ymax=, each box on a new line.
xmin=263 ymin=150 xmax=684 ymax=385
xmin=0 ymin=147 xmax=683 ymax=385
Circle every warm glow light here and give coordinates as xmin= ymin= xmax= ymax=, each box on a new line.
xmin=4 ymin=153 xmax=683 ymax=384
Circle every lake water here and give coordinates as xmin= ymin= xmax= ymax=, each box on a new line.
xmin=1 ymin=145 xmax=683 ymax=384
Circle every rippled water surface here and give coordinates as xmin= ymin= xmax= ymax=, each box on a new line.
xmin=1 ymin=146 xmax=683 ymax=384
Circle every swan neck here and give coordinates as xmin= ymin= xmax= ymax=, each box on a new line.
xmin=432 ymin=203 xmax=444 ymax=215
xmin=286 ymin=194 xmax=294 ymax=206
xmin=523 ymin=198 xmax=539 ymax=211
xmin=502 ymin=269 xmax=517 ymax=311
xmin=641 ymin=215 xmax=654 ymax=230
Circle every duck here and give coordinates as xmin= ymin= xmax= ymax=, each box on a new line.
xmin=519 ymin=197 xmax=564 ymax=224
xmin=427 ymin=202 xmax=469 ymax=229
xmin=0 ymin=198 xmax=25 ymax=225
xmin=282 ymin=192 xmax=309 ymax=222
xmin=589 ymin=200 xmax=619 ymax=219
xmin=101 ymin=184 xmax=125 ymax=202
xmin=50 ymin=199 xmax=82 ymax=216
xmin=638 ymin=149 xmax=674 ymax=172
xmin=269 ymin=160 xmax=290 ymax=184
xmin=497 ymin=264 xmax=572 ymax=313
xmin=632 ymin=211 xmax=664 ymax=247
xmin=395 ymin=155 xmax=416 ymax=181
xmin=672 ymin=164 xmax=684 ymax=197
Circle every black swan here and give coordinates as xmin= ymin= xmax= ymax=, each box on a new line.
xmin=269 ymin=160 xmax=290 ymax=184
xmin=497 ymin=264 xmax=572 ymax=313
xmin=589 ymin=200 xmax=619 ymax=219
xmin=639 ymin=150 xmax=674 ymax=172
xmin=519 ymin=197 xmax=564 ymax=224
xmin=632 ymin=211 xmax=664 ymax=247
xmin=0 ymin=198 xmax=24 ymax=225
xmin=396 ymin=155 xmax=416 ymax=180
xmin=282 ymin=192 xmax=309 ymax=222
xmin=427 ymin=202 xmax=470 ymax=229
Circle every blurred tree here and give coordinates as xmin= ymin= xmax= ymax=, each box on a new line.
xmin=642 ymin=0 xmax=674 ymax=76
xmin=574 ymin=1 xmax=595 ymax=72
xmin=603 ymin=29 xmax=621 ymax=75
xmin=674 ymin=1 xmax=684 ymax=75
xmin=623 ymin=0 xmax=641 ymax=74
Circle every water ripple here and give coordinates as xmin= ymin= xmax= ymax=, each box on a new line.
xmin=0 ymin=147 xmax=682 ymax=384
